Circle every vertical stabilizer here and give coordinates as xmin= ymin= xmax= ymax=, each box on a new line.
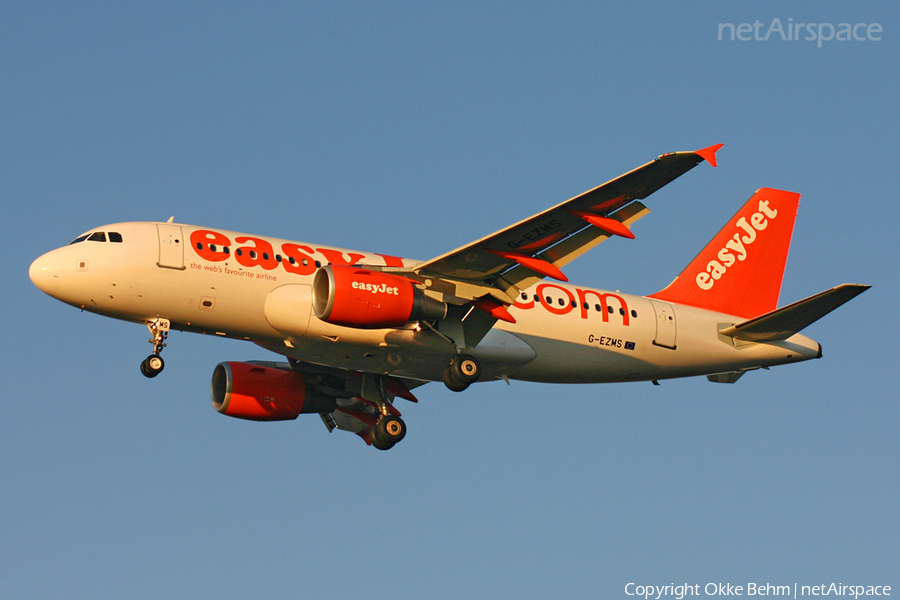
xmin=649 ymin=188 xmax=800 ymax=319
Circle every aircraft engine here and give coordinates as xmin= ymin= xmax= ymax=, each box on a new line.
xmin=312 ymin=265 xmax=447 ymax=329
xmin=211 ymin=362 xmax=336 ymax=421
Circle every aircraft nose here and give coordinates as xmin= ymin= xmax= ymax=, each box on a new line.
xmin=29 ymin=252 xmax=61 ymax=297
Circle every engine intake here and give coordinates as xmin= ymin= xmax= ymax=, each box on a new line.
xmin=211 ymin=362 xmax=336 ymax=421
xmin=312 ymin=265 xmax=447 ymax=329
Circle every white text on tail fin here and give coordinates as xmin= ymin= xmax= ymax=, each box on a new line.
xmin=649 ymin=188 xmax=800 ymax=319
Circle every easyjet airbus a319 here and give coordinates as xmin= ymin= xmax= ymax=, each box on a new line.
xmin=29 ymin=145 xmax=869 ymax=449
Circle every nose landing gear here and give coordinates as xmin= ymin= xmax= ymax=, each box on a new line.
xmin=140 ymin=354 xmax=165 ymax=378
xmin=140 ymin=318 xmax=170 ymax=378
xmin=442 ymin=354 xmax=481 ymax=392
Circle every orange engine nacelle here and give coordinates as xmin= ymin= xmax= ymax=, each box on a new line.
xmin=211 ymin=362 xmax=336 ymax=421
xmin=312 ymin=265 xmax=447 ymax=329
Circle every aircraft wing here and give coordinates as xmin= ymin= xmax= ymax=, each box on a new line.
xmin=407 ymin=145 xmax=722 ymax=305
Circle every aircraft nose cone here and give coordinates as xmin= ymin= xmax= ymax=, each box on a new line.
xmin=29 ymin=252 xmax=60 ymax=297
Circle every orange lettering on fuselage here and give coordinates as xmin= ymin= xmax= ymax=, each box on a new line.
xmin=576 ymin=289 xmax=630 ymax=325
xmin=235 ymin=236 xmax=278 ymax=270
xmin=511 ymin=284 xmax=631 ymax=325
xmin=317 ymin=248 xmax=366 ymax=267
xmin=536 ymin=283 xmax=575 ymax=315
xmin=189 ymin=229 xmax=629 ymax=325
xmin=512 ymin=295 xmax=535 ymax=310
xmin=189 ymin=229 xmax=404 ymax=276
xmin=374 ymin=253 xmax=405 ymax=268
xmin=280 ymin=243 xmax=317 ymax=275
xmin=191 ymin=230 xmax=231 ymax=262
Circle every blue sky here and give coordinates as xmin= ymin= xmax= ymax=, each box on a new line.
xmin=2 ymin=2 xmax=897 ymax=598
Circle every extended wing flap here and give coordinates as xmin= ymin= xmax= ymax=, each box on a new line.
xmin=496 ymin=201 xmax=650 ymax=296
xmin=718 ymin=284 xmax=870 ymax=342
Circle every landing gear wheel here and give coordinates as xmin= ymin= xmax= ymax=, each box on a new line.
xmin=371 ymin=415 xmax=407 ymax=450
xmin=141 ymin=319 xmax=170 ymax=378
xmin=140 ymin=354 xmax=165 ymax=378
xmin=450 ymin=354 xmax=480 ymax=384
xmin=442 ymin=367 xmax=470 ymax=392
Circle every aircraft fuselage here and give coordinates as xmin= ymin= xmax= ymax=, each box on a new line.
xmin=29 ymin=220 xmax=822 ymax=385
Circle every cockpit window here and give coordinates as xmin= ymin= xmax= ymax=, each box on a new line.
xmin=69 ymin=231 xmax=122 ymax=244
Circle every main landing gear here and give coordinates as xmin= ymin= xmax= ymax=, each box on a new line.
xmin=357 ymin=373 xmax=408 ymax=450
xmin=370 ymin=414 xmax=407 ymax=451
xmin=140 ymin=318 xmax=170 ymax=378
xmin=442 ymin=354 xmax=481 ymax=392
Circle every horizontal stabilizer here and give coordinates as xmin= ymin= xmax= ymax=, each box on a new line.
xmin=718 ymin=284 xmax=870 ymax=342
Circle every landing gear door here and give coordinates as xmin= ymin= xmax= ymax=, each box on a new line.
xmin=649 ymin=299 xmax=677 ymax=349
xmin=157 ymin=224 xmax=186 ymax=270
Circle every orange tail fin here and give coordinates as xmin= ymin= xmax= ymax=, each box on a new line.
xmin=649 ymin=188 xmax=800 ymax=319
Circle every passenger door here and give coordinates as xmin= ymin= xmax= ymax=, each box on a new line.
xmin=156 ymin=224 xmax=185 ymax=270
xmin=649 ymin=299 xmax=677 ymax=349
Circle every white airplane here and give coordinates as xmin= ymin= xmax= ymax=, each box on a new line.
xmin=29 ymin=145 xmax=868 ymax=449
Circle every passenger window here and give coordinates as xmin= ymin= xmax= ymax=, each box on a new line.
xmin=224 ymin=247 xmax=230 ymax=254
xmin=571 ymin=300 xmax=577 ymax=308
xmin=608 ymin=306 xmax=614 ymax=314
xmin=88 ymin=232 xmax=106 ymax=242
xmin=557 ymin=298 xmax=565 ymax=306
xmin=108 ymin=232 xmax=123 ymax=243
xmin=631 ymin=310 xmax=637 ymax=318
xmin=619 ymin=308 xmax=625 ymax=315
xmin=594 ymin=304 xmax=601 ymax=312
xmin=210 ymin=244 xmax=217 ymax=252
xmin=521 ymin=293 xmax=528 ymax=300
